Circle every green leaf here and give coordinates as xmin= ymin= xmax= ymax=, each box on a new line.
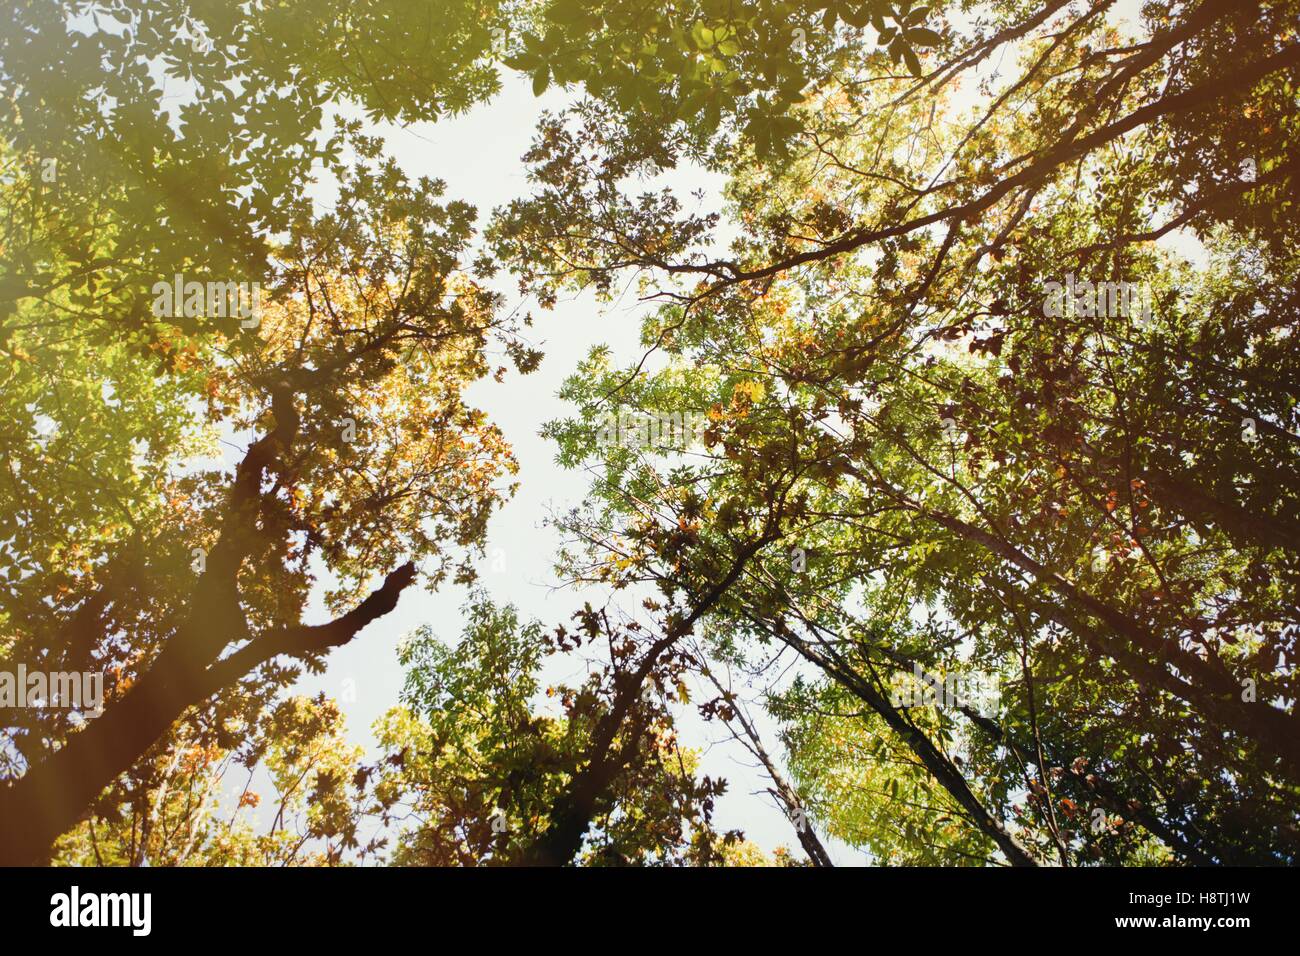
xmin=531 ymin=66 xmax=550 ymax=96
xmin=545 ymin=0 xmax=590 ymax=25
xmin=903 ymin=45 xmax=921 ymax=76
xmin=842 ymin=5 xmax=870 ymax=28
xmin=503 ymin=51 xmax=542 ymax=71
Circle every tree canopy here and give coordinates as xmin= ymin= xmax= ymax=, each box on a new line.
xmin=2 ymin=0 xmax=1298 ymax=867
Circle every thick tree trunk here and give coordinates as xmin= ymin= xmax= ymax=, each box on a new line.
xmin=515 ymin=535 xmax=774 ymax=866
xmin=0 ymin=563 xmax=415 ymax=866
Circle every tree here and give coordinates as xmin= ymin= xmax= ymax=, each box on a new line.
xmin=0 ymin=141 xmax=525 ymax=864
xmin=372 ymin=593 xmax=745 ymax=866
xmin=512 ymin=0 xmax=1300 ymax=864
xmin=5 ymin=0 xmax=1298 ymax=868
